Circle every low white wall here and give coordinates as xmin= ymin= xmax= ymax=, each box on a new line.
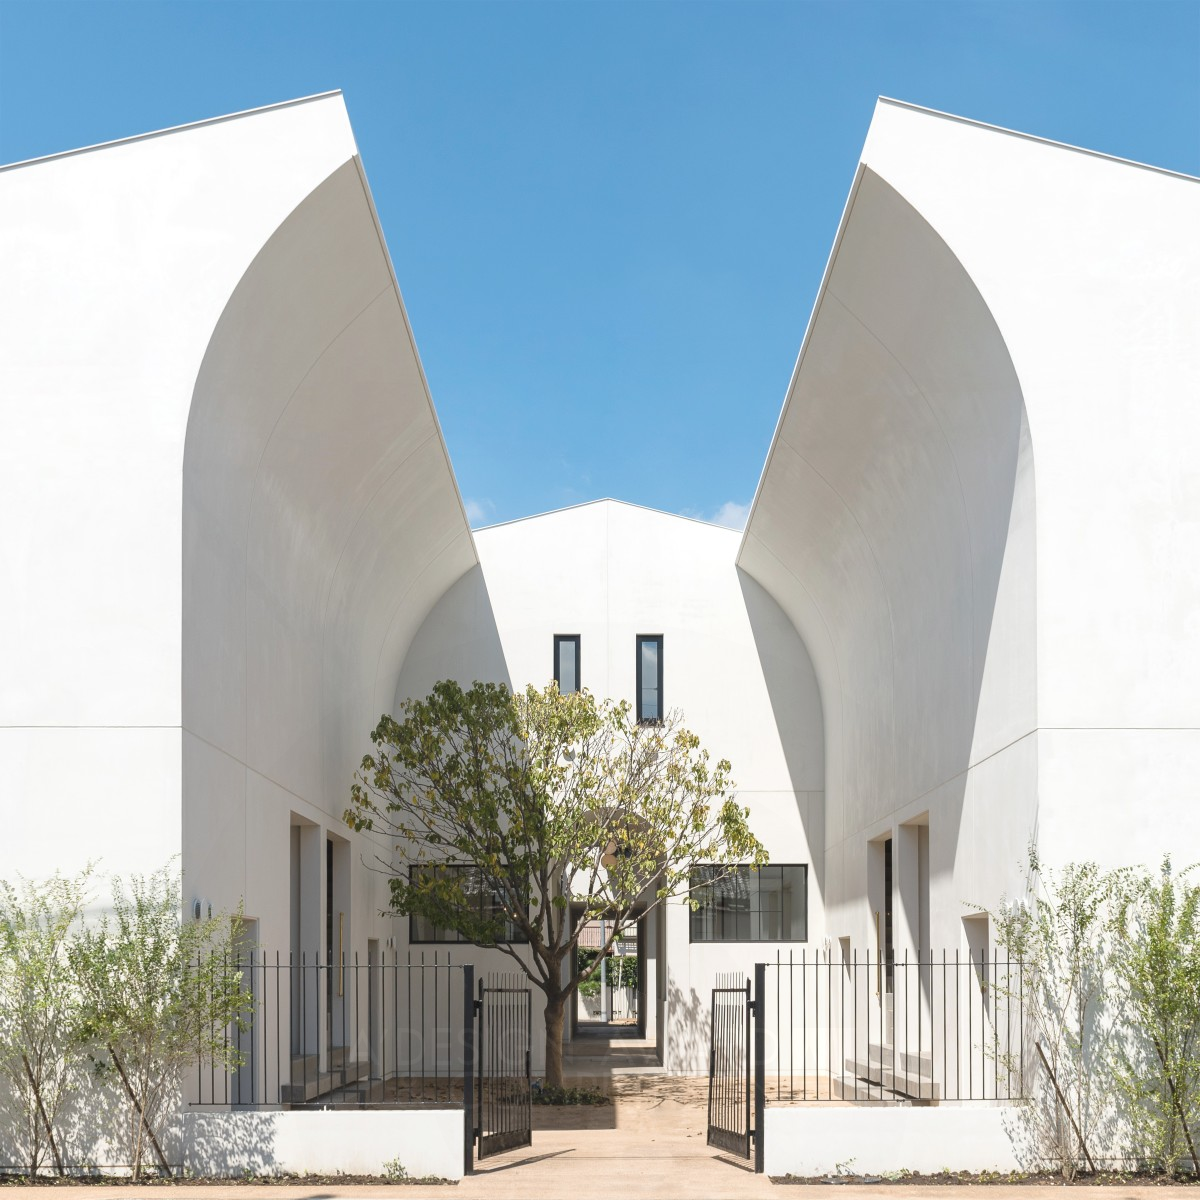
xmin=763 ymin=1106 xmax=1029 ymax=1177
xmin=181 ymin=1110 xmax=463 ymax=1180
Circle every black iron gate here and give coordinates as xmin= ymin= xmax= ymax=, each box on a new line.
xmin=707 ymin=966 xmax=765 ymax=1171
xmin=475 ymin=973 xmax=532 ymax=1159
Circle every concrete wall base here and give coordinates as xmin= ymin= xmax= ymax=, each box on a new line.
xmin=181 ymin=1110 xmax=464 ymax=1180
xmin=763 ymin=1105 xmax=1031 ymax=1177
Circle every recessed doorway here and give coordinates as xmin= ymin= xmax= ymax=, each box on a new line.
xmin=570 ymin=905 xmax=645 ymax=1037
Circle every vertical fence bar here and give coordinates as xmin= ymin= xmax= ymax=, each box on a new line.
xmin=852 ymin=950 xmax=858 ymax=1101
xmin=918 ymin=951 xmax=924 ymax=1101
xmin=525 ymin=978 xmax=532 ymax=1142
xmin=462 ymin=965 xmax=475 ymax=1175
xmin=839 ymin=948 xmax=845 ymax=1103
xmin=223 ymin=947 xmax=229 ymax=1106
xmin=788 ymin=951 xmax=794 ymax=1101
xmin=754 ymin=963 xmax=765 ymax=1174
xmin=477 ymin=975 xmax=485 ymax=1151
xmin=801 ymin=950 xmax=807 ymax=1099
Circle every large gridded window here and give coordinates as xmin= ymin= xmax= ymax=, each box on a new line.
xmin=409 ymin=865 xmax=528 ymax=945
xmin=689 ymin=865 xmax=808 ymax=943
xmin=636 ymin=634 xmax=663 ymax=723
xmin=554 ymin=635 xmax=581 ymax=694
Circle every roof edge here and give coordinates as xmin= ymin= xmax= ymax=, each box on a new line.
xmin=474 ymin=497 xmax=743 ymax=535
xmin=737 ymin=162 xmax=870 ymax=563
xmin=877 ymin=96 xmax=1200 ymax=184
xmin=349 ymin=154 xmax=479 ymax=566
xmin=0 ymin=90 xmax=346 ymax=174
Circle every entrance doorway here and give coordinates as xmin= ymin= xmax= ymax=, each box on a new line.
xmin=570 ymin=907 xmax=645 ymax=1035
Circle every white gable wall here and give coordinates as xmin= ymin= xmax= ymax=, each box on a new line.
xmin=394 ymin=499 xmax=825 ymax=1071
xmin=739 ymin=162 xmax=1036 ymax=961
xmin=859 ymin=102 xmax=1200 ymax=873
xmin=0 ymin=95 xmax=360 ymax=889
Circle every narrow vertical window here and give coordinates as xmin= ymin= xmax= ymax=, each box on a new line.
xmin=636 ymin=634 xmax=663 ymax=723
xmin=883 ymin=836 xmax=894 ymax=995
xmin=554 ymin=635 xmax=581 ymax=694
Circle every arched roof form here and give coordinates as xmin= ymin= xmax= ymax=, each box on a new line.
xmin=738 ymin=164 xmax=1036 ymax=887
xmin=0 ymin=92 xmax=479 ymax=888
xmin=184 ymin=156 xmax=476 ymax=823
xmin=848 ymin=102 xmax=1200 ymax=873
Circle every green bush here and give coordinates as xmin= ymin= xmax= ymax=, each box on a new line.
xmin=532 ymin=1083 xmax=610 ymax=1106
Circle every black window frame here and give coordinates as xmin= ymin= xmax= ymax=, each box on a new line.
xmin=636 ymin=634 xmax=664 ymax=724
xmin=407 ymin=864 xmax=529 ymax=946
xmin=553 ymin=634 xmax=581 ymax=695
xmin=688 ymin=864 xmax=809 ymax=943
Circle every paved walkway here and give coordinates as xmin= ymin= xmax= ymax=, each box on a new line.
xmin=464 ymin=1071 xmax=767 ymax=1197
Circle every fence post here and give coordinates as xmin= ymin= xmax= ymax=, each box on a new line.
xmin=462 ymin=965 xmax=475 ymax=1176
xmin=753 ymin=962 xmax=766 ymax=1174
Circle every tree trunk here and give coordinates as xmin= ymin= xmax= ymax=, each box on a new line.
xmin=22 ymin=1054 xmax=64 ymax=1176
xmin=108 ymin=1047 xmax=171 ymax=1179
xmin=544 ymin=993 xmax=566 ymax=1089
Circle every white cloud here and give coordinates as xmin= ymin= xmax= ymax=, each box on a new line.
xmin=711 ymin=500 xmax=751 ymax=530
xmin=463 ymin=497 xmax=492 ymax=526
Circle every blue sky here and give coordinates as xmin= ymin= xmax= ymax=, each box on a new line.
xmin=2 ymin=2 xmax=1197 ymax=529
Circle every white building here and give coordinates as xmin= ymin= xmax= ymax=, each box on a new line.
xmin=1 ymin=91 xmax=1197 ymax=1171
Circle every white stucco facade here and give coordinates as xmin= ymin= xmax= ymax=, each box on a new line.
xmin=739 ymin=99 xmax=1200 ymax=966
xmin=0 ymin=93 xmax=476 ymax=960
xmin=2 ymin=89 xmax=1198 ymax=1169
xmin=394 ymin=499 xmax=824 ymax=1071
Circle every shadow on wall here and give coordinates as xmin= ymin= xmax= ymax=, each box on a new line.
xmin=664 ymin=976 xmax=711 ymax=1075
xmin=739 ymin=170 xmax=1039 ymax=926
xmin=391 ymin=564 xmax=512 ymax=705
xmin=738 ymin=569 xmax=826 ymax=904
xmin=181 ymin=157 xmax=478 ymax=872
xmin=183 ymin=1112 xmax=276 ymax=1178
xmin=0 ymin=1071 xmax=177 ymax=1175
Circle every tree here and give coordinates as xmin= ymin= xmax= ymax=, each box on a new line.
xmin=347 ymin=680 xmax=766 ymax=1087
xmin=71 ymin=867 xmax=251 ymax=1179
xmin=988 ymin=848 xmax=1115 ymax=1179
xmin=1109 ymin=857 xmax=1200 ymax=1174
xmin=0 ymin=870 xmax=91 ymax=1176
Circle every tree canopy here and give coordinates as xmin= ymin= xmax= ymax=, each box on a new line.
xmin=346 ymin=679 xmax=765 ymax=1084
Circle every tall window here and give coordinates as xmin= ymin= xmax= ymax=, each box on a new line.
xmin=408 ymin=865 xmax=528 ymax=945
xmin=636 ymin=634 xmax=663 ymax=723
xmin=554 ymin=635 xmax=581 ymax=694
xmin=689 ymin=865 xmax=808 ymax=942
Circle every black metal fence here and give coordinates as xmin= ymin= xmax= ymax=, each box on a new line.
xmin=189 ymin=952 xmax=473 ymax=1111
xmin=707 ymin=973 xmax=753 ymax=1158
xmin=475 ymin=973 xmax=532 ymax=1158
xmin=761 ymin=949 xmax=1026 ymax=1103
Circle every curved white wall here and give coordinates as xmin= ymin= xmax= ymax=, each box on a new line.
xmin=857 ymin=101 xmax=1200 ymax=873
xmin=0 ymin=95 xmax=476 ymax=957
xmin=182 ymin=157 xmax=476 ymax=952
xmin=740 ymin=164 xmax=1036 ymax=951
xmin=0 ymin=95 xmax=366 ymax=888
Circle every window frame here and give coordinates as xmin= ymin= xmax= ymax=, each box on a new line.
xmin=635 ymin=634 xmax=664 ymax=724
xmin=407 ymin=863 xmax=529 ymax=946
xmin=553 ymin=634 xmax=581 ymax=695
xmin=687 ymin=863 xmax=809 ymax=944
